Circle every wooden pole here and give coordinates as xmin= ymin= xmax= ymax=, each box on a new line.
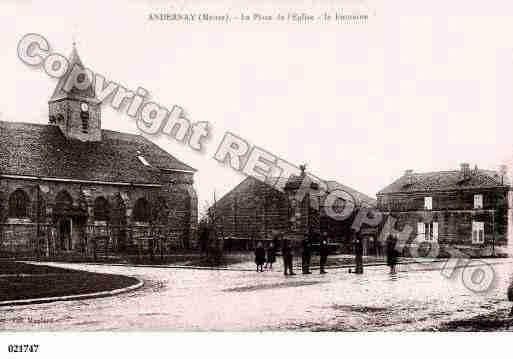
xmin=492 ymin=210 xmax=496 ymax=257
xmin=36 ymin=184 xmax=40 ymax=259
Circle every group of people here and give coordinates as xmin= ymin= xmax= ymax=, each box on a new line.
xmin=255 ymin=232 xmax=401 ymax=275
xmin=254 ymin=233 xmax=330 ymax=275
xmin=254 ymin=241 xmax=276 ymax=272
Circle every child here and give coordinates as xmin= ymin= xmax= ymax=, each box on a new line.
xmin=265 ymin=242 xmax=276 ymax=270
xmin=255 ymin=241 xmax=266 ymax=272
xmin=508 ymin=280 xmax=513 ymax=316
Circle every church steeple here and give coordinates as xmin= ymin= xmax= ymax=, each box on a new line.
xmin=48 ymin=44 xmax=101 ymax=142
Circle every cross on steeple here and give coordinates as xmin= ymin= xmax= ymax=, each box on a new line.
xmin=72 ymin=26 xmax=78 ymax=48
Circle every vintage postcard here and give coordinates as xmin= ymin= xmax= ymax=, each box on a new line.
xmin=1 ymin=0 xmax=513 ymax=357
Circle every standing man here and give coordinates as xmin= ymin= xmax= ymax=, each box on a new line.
xmin=301 ymin=236 xmax=312 ymax=274
xmin=386 ymin=235 xmax=399 ymax=274
xmin=282 ymin=236 xmax=295 ymax=276
xmin=319 ymin=232 xmax=329 ymax=274
xmin=375 ymin=236 xmax=382 ymax=257
xmin=354 ymin=232 xmax=364 ymax=274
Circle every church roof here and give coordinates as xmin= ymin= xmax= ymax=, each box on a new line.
xmin=50 ymin=46 xmax=97 ymax=102
xmin=0 ymin=121 xmax=195 ymax=184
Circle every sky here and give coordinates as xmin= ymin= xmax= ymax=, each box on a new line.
xmin=2 ymin=0 xmax=513 ymax=212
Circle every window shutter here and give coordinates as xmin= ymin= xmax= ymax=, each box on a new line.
xmin=424 ymin=197 xmax=432 ymax=210
xmin=433 ymin=222 xmax=439 ymax=241
xmin=472 ymin=221 xmax=477 ymax=243
xmin=417 ymin=222 xmax=425 ymax=241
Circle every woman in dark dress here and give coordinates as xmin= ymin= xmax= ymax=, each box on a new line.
xmin=508 ymin=278 xmax=513 ymax=316
xmin=255 ymin=241 xmax=266 ymax=272
xmin=264 ymin=242 xmax=276 ymax=270
xmin=386 ymin=235 xmax=399 ymax=274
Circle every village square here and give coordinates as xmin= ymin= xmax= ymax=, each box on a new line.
xmin=2 ymin=38 xmax=513 ymax=332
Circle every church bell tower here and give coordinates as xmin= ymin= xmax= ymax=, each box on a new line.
xmin=48 ymin=44 xmax=102 ymax=142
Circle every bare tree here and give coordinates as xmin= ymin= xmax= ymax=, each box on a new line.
xmin=201 ymin=192 xmax=224 ymax=266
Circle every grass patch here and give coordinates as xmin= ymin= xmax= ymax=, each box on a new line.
xmin=433 ymin=308 xmax=513 ymax=331
xmin=0 ymin=261 xmax=139 ymax=303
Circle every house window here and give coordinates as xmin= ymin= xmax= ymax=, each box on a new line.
xmin=472 ymin=221 xmax=485 ymax=244
xmin=424 ymin=196 xmax=433 ymax=210
xmin=474 ymin=194 xmax=483 ymax=209
xmin=417 ymin=222 xmax=439 ymax=241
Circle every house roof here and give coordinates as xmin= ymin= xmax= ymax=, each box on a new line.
xmin=377 ymin=169 xmax=510 ymax=195
xmin=0 ymin=121 xmax=195 ymax=184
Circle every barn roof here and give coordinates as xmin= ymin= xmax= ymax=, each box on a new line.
xmin=377 ymin=168 xmax=510 ymax=195
xmin=325 ymin=180 xmax=377 ymax=207
xmin=217 ymin=173 xmax=376 ymax=209
xmin=0 ymin=121 xmax=195 ymax=184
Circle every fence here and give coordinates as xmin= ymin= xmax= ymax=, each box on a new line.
xmin=0 ymin=222 xmax=190 ymax=261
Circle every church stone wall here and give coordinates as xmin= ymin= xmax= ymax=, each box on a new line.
xmin=0 ymin=170 xmax=198 ymax=256
xmin=49 ymin=99 xmax=102 ymax=142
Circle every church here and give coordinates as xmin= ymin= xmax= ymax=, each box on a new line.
xmin=0 ymin=45 xmax=198 ymax=257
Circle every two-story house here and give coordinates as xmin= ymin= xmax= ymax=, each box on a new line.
xmin=377 ymin=164 xmax=512 ymax=257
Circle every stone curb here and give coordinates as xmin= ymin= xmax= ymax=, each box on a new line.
xmin=71 ymin=258 xmax=447 ymax=272
xmin=0 ymin=278 xmax=144 ymax=307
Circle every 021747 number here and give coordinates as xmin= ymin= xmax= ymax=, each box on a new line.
xmin=8 ymin=344 xmax=39 ymax=353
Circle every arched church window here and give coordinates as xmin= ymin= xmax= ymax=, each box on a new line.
xmin=152 ymin=197 xmax=169 ymax=224
xmin=55 ymin=190 xmax=73 ymax=213
xmin=133 ymin=198 xmax=151 ymax=222
xmin=94 ymin=197 xmax=110 ymax=221
xmin=8 ymin=189 xmax=30 ymax=218
xmin=111 ymin=194 xmax=127 ymax=225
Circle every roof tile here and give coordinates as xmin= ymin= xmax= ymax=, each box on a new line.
xmin=378 ymin=169 xmax=510 ymax=195
xmin=0 ymin=121 xmax=195 ymax=184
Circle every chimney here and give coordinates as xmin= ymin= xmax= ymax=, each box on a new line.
xmin=404 ymin=169 xmax=414 ymax=184
xmin=500 ymin=165 xmax=508 ymax=185
xmin=460 ymin=163 xmax=471 ymax=179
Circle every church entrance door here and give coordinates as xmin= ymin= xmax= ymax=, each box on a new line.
xmin=59 ymin=218 xmax=72 ymax=251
